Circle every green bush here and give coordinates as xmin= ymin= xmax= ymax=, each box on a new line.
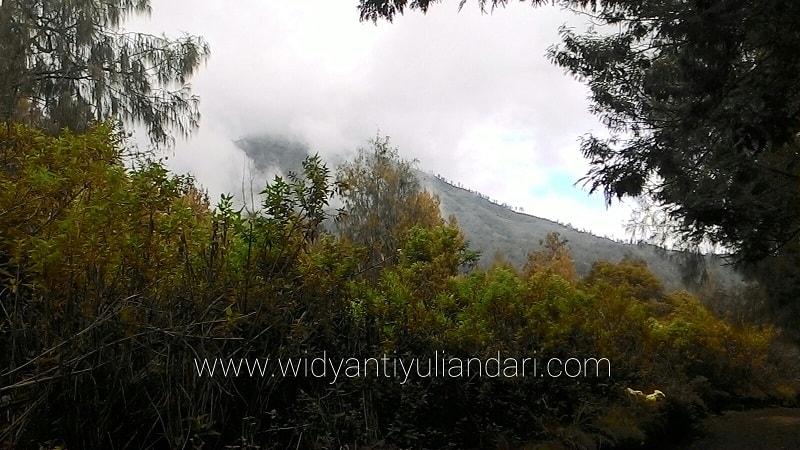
xmin=1 ymin=124 xmax=796 ymax=449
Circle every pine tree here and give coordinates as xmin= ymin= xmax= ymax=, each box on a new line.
xmin=0 ymin=0 xmax=210 ymax=146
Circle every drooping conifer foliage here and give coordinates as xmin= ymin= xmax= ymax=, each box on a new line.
xmin=0 ymin=0 xmax=210 ymax=145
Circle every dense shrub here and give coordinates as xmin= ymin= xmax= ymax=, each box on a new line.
xmin=1 ymin=124 xmax=796 ymax=449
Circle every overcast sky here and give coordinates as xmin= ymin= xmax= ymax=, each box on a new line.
xmin=130 ymin=0 xmax=634 ymax=240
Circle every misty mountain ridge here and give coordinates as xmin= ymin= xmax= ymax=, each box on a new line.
xmin=235 ymin=134 xmax=748 ymax=292
xmin=234 ymin=135 xmax=311 ymax=176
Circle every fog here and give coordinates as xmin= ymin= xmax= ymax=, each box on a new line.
xmin=128 ymin=0 xmax=633 ymax=239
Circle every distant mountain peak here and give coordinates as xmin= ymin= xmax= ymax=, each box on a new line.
xmin=234 ymin=135 xmax=310 ymax=175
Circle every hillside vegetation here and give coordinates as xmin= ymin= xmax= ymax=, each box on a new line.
xmin=1 ymin=124 xmax=797 ymax=449
xmin=236 ymin=135 xmax=748 ymax=293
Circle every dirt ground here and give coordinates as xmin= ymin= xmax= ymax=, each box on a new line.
xmin=676 ymin=408 xmax=800 ymax=449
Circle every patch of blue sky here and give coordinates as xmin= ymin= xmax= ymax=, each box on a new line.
xmin=531 ymin=170 xmax=604 ymax=210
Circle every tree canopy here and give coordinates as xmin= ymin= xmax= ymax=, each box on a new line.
xmin=357 ymin=0 xmax=800 ymax=268
xmin=336 ymin=135 xmax=443 ymax=270
xmin=0 ymin=0 xmax=210 ymax=146
xmin=548 ymin=0 xmax=800 ymax=265
xmin=358 ymin=0 xmax=551 ymax=23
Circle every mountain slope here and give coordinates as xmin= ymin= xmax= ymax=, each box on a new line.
xmin=418 ymin=171 xmax=744 ymax=290
xmin=236 ymin=135 xmax=747 ymax=291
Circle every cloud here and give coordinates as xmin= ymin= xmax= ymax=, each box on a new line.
xmin=127 ymin=0 xmax=632 ymax=239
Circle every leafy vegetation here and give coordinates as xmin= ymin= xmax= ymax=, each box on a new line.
xmin=1 ymin=123 xmax=796 ymax=449
xmin=336 ymin=134 xmax=444 ymax=275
